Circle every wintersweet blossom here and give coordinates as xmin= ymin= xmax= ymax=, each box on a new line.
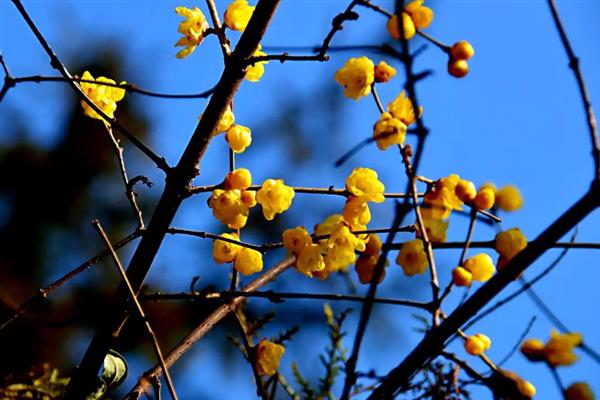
xmin=463 ymin=253 xmax=495 ymax=282
xmin=282 ymin=226 xmax=312 ymax=254
xmin=334 ymin=57 xmax=375 ymax=100
xmin=355 ymin=234 xmax=385 ymax=284
xmin=234 ymin=247 xmax=263 ymax=275
xmin=495 ymin=185 xmax=523 ymax=211
xmin=224 ymin=0 xmax=255 ymax=31
xmin=246 ymin=45 xmax=268 ymax=82
xmin=212 ymin=233 xmax=242 ymax=264
xmin=495 ymin=228 xmax=527 ymax=261
xmin=521 ymin=330 xmax=583 ymax=367
xmin=464 ymin=333 xmax=491 ymax=356
xmin=374 ymin=61 xmax=396 ymax=83
xmin=296 ymin=244 xmax=326 ymax=277
xmin=388 ymin=91 xmax=421 ymax=126
xmin=386 ymin=0 xmax=433 ymax=40
xmin=255 ymin=339 xmax=284 ymax=376
xmin=226 ymin=124 xmax=252 ymax=153
xmin=345 ymin=168 xmax=385 ymax=203
xmin=174 ymin=6 xmax=209 ymax=59
xmin=566 ymin=382 xmax=595 ymax=400
xmin=396 ymin=239 xmax=428 ymax=276
xmin=373 ymin=112 xmax=407 ymax=150
xmin=342 ymin=196 xmax=372 ymax=227
xmin=80 ymin=71 xmax=126 ymax=125
xmin=421 ymin=174 xmax=462 ymax=220
xmin=224 ymin=168 xmax=252 ymax=191
xmin=256 ymin=179 xmax=295 ymax=220
xmin=208 ymin=189 xmax=249 ymax=229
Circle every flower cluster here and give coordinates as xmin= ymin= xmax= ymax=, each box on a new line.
xmin=212 ymin=233 xmax=263 ymax=275
xmin=256 ymin=179 xmax=295 ymax=220
xmin=255 ymin=339 xmax=284 ymax=376
xmin=334 ymin=57 xmax=397 ymax=101
xmin=387 ymin=0 xmax=433 ymax=40
xmin=282 ymin=226 xmax=324 ymax=277
xmin=464 ymin=333 xmax=491 ymax=356
xmin=521 ymin=330 xmax=583 ymax=367
xmin=79 ymin=71 xmax=126 ymax=126
xmin=452 ymin=253 xmax=496 ymax=287
xmin=448 ymin=41 xmax=475 ymax=78
xmin=373 ymin=91 xmax=421 ymax=150
xmin=174 ymin=6 xmax=209 ymax=59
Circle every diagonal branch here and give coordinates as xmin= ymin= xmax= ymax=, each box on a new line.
xmin=368 ymin=181 xmax=600 ymax=398
xmin=92 ymin=220 xmax=178 ymax=400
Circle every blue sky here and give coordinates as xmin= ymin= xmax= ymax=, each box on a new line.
xmin=2 ymin=0 xmax=599 ymax=398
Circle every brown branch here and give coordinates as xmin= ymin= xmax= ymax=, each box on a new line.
xmin=190 ymin=183 xmax=421 ymax=198
xmin=205 ymin=0 xmax=232 ymax=57
xmin=548 ymin=0 xmax=600 ymax=179
xmin=368 ymin=181 xmax=600 ymax=398
xmin=57 ymin=1 xmax=282 ymax=398
xmin=3 ymin=75 xmax=215 ymax=99
xmin=126 ymin=256 xmax=295 ymax=398
xmin=0 ymin=230 xmax=141 ymax=332
xmin=141 ymin=290 xmax=432 ymax=310
xmin=92 ymin=220 xmax=178 ymax=400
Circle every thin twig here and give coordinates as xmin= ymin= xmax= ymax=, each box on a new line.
xmin=547 ymin=0 xmax=600 ymax=180
xmin=205 ymin=0 xmax=232 ymax=57
xmin=0 ymin=230 xmax=141 ymax=332
xmin=92 ymin=220 xmax=178 ymax=400
xmin=497 ymin=317 xmax=536 ymax=368
xmin=105 ymin=126 xmax=146 ymax=229
xmin=190 ymin=184 xmax=421 ymax=198
xmin=548 ymin=366 xmax=565 ymax=397
xmin=141 ymin=290 xmax=432 ymax=310
xmin=5 ymin=75 xmax=215 ymax=99
xmin=10 ymin=0 xmax=170 ymax=172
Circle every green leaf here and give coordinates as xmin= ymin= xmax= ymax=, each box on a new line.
xmin=101 ymin=349 xmax=128 ymax=388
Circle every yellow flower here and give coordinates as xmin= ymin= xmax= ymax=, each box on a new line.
xmin=545 ymin=330 xmax=582 ymax=367
xmin=345 ymin=167 xmax=385 ymax=203
xmin=520 ymin=338 xmax=546 ymax=362
xmin=343 ymin=196 xmax=371 ymax=227
xmin=419 ymin=217 xmax=449 ymax=243
xmin=318 ymin=222 xmax=366 ymax=275
xmin=496 ymin=185 xmax=523 ymax=211
xmin=474 ymin=187 xmax=495 ymax=210
xmin=364 ymin=234 xmax=382 ymax=257
xmin=224 ymin=168 xmax=252 ymax=191
xmin=396 ymin=239 xmax=428 ymax=276
xmin=246 ymin=45 xmax=268 ymax=82
xmin=387 ymin=91 xmax=421 ymax=126
xmin=386 ymin=1 xmax=433 ymax=40
xmin=224 ymin=0 xmax=254 ymax=31
xmin=226 ymin=124 xmax=252 ymax=153
xmin=234 ymin=247 xmax=263 ymax=275
xmin=421 ymin=174 xmax=463 ymax=220
xmin=455 ymin=179 xmax=477 ymax=203
xmin=174 ymin=6 xmax=209 ymax=59
xmin=296 ymin=244 xmax=326 ymax=277
xmin=80 ymin=71 xmax=126 ymax=125
xmin=255 ymin=339 xmax=284 ymax=376
xmin=241 ymin=190 xmax=257 ymax=207
xmin=450 ymin=41 xmax=475 ymax=61
xmin=213 ymin=232 xmax=242 ymax=264
xmin=256 ymin=179 xmax=295 ymax=220
xmin=566 ymin=382 xmax=595 ymax=400
xmin=463 ymin=253 xmax=495 ymax=282
xmin=517 ymin=380 xmax=536 ymax=398
xmin=374 ymin=61 xmax=396 ymax=83
xmin=355 ymin=235 xmax=385 ymax=284
xmin=373 ymin=112 xmax=407 ymax=150
xmin=495 ymin=228 xmax=527 ymax=260
xmin=464 ymin=333 xmax=491 ymax=356
xmin=448 ymin=59 xmax=469 ymax=78
xmin=216 ymin=105 xmax=235 ymax=133
xmin=452 ymin=266 xmax=472 ymax=287
xmin=282 ymin=226 xmax=312 ymax=254
xmin=314 ymin=214 xmax=344 ymax=242
xmin=208 ymin=189 xmax=249 ymax=229
xmin=334 ymin=57 xmax=375 ymax=100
